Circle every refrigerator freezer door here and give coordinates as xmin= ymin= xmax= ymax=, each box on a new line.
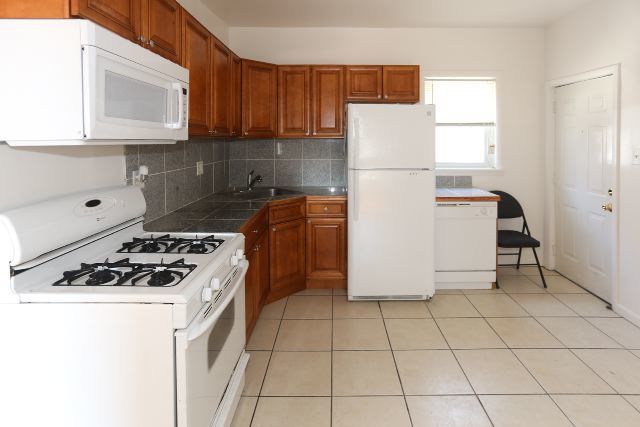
xmin=348 ymin=169 xmax=435 ymax=299
xmin=348 ymin=104 xmax=435 ymax=170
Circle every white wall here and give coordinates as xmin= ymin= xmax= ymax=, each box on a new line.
xmin=546 ymin=0 xmax=640 ymax=323
xmin=230 ymin=27 xmax=547 ymax=263
xmin=178 ymin=0 xmax=229 ymax=44
xmin=0 ymin=144 xmax=125 ymax=212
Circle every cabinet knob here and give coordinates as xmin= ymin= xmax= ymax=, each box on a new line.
xmin=213 ymin=129 xmax=218 ymax=134
xmin=254 ymin=245 xmax=260 ymax=251
xmin=323 ymin=206 xmax=328 ymax=211
xmin=272 ymin=227 xmax=276 ymax=232
xmin=252 ymin=229 xmax=259 ymax=234
xmin=148 ymin=40 xmax=155 ymax=48
xmin=137 ymin=35 xmax=146 ymax=43
xmin=313 ymin=131 xmax=317 ymax=136
xmin=378 ymin=94 xmax=382 ymax=99
xmin=244 ymin=131 xmax=249 ymax=136
xmin=384 ymin=94 xmax=388 ymax=99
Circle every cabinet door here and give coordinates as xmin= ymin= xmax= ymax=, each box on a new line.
xmin=242 ymin=59 xmax=277 ymax=138
xmin=230 ymin=54 xmax=242 ymax=137
xmin=256 ymin=231 xmax=270 ymax=305
xmin=140 ymin=0 xmax=181 ymax=63
xmin=181 ymin=13 xmax=210 ymax=136
xmin=269 ymin=219 xmax=306 ymax=298
xmin=211 ymin=38 xmax=231 ymax=136
xmin=306 ymin=218 xmax=347 ymax=280
xmin=345 ymin=66 xmax=382 ymax=101
xmin=245 ymin=240 xmax=260 ymax=337
xmin=311 ymin=66 xmax=345 ymax=137
xmin=71 ymin=0 xmax=141 ymax=42
xmin=277 ymin=66 xmax=310 ymax=138
xmin=383 ymin=65 xmax=420 ymax=103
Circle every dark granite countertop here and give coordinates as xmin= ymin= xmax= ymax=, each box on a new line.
xmin=144 ymin=186 xmax=347 ymax=233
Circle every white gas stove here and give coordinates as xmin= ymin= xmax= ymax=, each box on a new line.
xmin=0 ymin=186 xmax=249 ymax=427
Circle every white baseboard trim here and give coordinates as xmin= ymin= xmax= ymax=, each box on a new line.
xmin=612 ymin=303 xmax=640 ymax=327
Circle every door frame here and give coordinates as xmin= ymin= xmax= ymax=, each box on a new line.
xmin=543 ymin=64 xmax=620 ymax=303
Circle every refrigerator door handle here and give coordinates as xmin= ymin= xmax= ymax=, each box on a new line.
xmin=353 ymin=118 xmax=360 ymax=170
xmin=353 ymin=172 xmax=359 ymax=221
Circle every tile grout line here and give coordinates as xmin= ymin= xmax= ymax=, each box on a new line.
xmin=249 ymin=296 xmax=290 ymax=426
xmin=378 ymin=300 xmax=414 ymax=427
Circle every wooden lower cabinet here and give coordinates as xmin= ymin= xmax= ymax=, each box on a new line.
xmin=245 ymin=229 xmax=268 ymax=337
xmin=306 ymin=218 xmax=347 ymax=286
xmin=268 ymin=218 xmax=306 ymax=301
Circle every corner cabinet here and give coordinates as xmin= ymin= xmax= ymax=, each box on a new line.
xmin=242 ymin=59 xmax=278 ymax=138
xmin=230 ymin=54 xmax=242 ymax=137
xmin=241 ymin=207 xmax=269 ymax=337
xmin=268 ymin=199 xmax=306 ymax=301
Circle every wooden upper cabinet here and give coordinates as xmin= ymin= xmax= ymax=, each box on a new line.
xmin=181 ymin=13 xmax=210 ymax=137
xmin=383 ymin=65 xmax=420 ymax=103
xmin=242 ymin=59 xmax=277 ymax=138
xmin=311 ymin=66 xmax=345 ymax=137
xmin=140 ymin=0 xmax=181 ymax=63
xmin=345 ymin=66 xmax=382 ymax=101
xmin=211 ymin=38 xmax=231 ymax=136
xmin=71 ymin=0 xmax=141 ymax=43
xmin=277 ymin=66 xmax=311 ymax=138
xmin=230 ymin=54 xmax=242 ymax=137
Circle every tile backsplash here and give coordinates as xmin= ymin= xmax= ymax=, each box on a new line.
xmin=436 ymin=175 xmax=473 ymax=188
xmin=125 ymin=139 xmax=230 ymax=222
xmin=228 ymin=138 xmax=347 ymax=188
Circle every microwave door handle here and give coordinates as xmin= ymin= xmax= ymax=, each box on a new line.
xmin=186 ymin=259 xmax=248 ymax=343
xmin=167 ymin=83 xmax=185 ymax=129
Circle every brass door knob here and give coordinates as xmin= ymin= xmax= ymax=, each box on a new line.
xmin=601 ymin=203 xmax=613 ymax=212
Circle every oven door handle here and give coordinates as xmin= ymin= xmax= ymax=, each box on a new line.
xmin=186 ymin=259 xmax=248 ymax=343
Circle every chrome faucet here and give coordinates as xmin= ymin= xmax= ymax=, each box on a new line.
xmin=246 ymin=169 xmax=263 ymax=190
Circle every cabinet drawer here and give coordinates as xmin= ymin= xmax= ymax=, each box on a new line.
xmin=241 ymin=207 xmax=268 ymax=249
xmin=306 ymin=200 xmax=346 ymax=217
xmin=269 ymin=198 xmax=305 ymax=224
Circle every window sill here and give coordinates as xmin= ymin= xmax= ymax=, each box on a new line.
xmin=436 ymin=168 xmax=504 ymax=176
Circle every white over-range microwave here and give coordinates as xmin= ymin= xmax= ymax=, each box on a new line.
xmin=0 ymin=20 xmax=189 ymax=146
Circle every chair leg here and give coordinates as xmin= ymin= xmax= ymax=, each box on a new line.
xmin=531 ymin=247 xmax=547 ymax=288
xmin=516 ymin=247 xmax=523 ymax=269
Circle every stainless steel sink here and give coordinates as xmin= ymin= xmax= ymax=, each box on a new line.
xmin=231 ymin=187 xmax=301 ymax=199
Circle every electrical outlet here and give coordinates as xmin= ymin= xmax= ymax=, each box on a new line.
xmin=196 ymin=161 xmax=204 ymax=176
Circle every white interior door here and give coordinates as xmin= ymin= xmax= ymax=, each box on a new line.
xmin=555 ymin=76 xmax=616 ymax=301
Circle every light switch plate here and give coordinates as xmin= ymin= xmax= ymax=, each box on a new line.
xmin=196 ymin=161 xmax=204 ymax=175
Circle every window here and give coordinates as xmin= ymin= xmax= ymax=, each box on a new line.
xmin=425 ymin=78 xmax=497 ymax=169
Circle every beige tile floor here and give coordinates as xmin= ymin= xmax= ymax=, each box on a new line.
xmin=234 ymin=268 xmax=640 ymax=426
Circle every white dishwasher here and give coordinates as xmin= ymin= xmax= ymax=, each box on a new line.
xmin=435 ymin=202 xmax=497 ymax=289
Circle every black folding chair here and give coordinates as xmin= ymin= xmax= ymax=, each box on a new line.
xmin=491 ymin=190 xmax=547 ymax=288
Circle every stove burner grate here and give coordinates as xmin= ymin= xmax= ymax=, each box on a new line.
xmin=53 ymin=258 xmax=196 ymax=287
xmin=118 ymin=234 xmax=225 ymax=254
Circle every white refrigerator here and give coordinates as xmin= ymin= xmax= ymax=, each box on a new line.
xmin=347 ymin=103 xmax=436 ymax=300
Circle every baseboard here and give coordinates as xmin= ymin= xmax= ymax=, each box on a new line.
xmin=612 ymin=303 xmax=640 ymax=327
xmin=306 ymin=278 xmax=347 ymax=289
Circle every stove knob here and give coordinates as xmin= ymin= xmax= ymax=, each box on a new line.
xmin=210 ymin=277 xmax=221 ymax=290
xmin=201 ymin=287 xmax=213 ymax=303
xmin=230 ymin=255 xmax=239 ymax=266
xmin=235 ymin=249 xmax=245 ymax=259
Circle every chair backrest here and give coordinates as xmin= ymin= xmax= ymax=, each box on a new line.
xmin=490 ymin=190 xmax=525 ymax=219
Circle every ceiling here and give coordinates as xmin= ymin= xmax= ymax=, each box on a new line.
xmin=202 ymin=0 xmax=593 ymax=28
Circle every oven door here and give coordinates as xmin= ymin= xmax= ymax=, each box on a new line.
xmin=82 ymin=45 xmax=188 ymax=142
xmin=175 ymin=260 xmax=248 ymax=427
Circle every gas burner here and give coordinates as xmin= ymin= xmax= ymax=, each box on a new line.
xmin=119 ymin=235 xmax=171 ymax=253
xmin=53 ymin=258 xmax=196 ymax=287
xmin=117 ymin=234 xmax=225 ymax=254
